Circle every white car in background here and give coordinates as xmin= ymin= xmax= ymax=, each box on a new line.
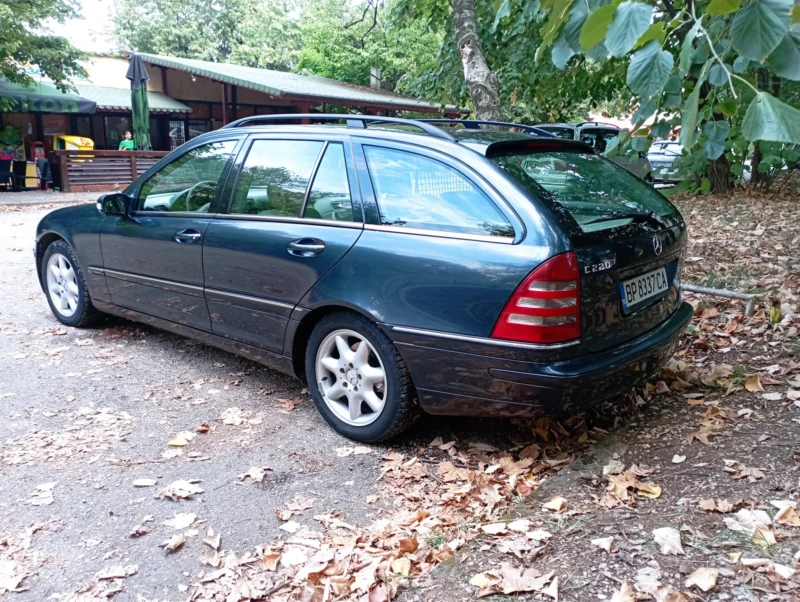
xmin=648 ymin=141 xmax=684 ymax=183
xmin=534 ymin=122 xmax=653 ymax=181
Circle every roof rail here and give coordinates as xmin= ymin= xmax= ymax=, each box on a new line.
xmin=421 ymin=119 xmax=554 ymax=137
xmin=577 ymin=121 xmax=620 ymax=129
xmin=220 ymin=113 xmax=457 ymax=142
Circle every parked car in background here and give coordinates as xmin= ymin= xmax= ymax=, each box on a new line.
xmin=34 ymin=115 xmax=690 ymax=442
xmin=648 ymin=141 xmax=684 ymax=183
xmin=535 ymin=122 xmax=653 ymax=181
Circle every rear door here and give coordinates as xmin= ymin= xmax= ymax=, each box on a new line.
xmin=202 ymin=134 xmax=363 ymax=353
xmin=100 ymin=138 xmax=239 ymax=330
xmin=489 ymin=146 xmax=685 ymax=352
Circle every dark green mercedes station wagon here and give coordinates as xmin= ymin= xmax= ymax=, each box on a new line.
xmin=34 ymin=115 xmax=691 ymax=441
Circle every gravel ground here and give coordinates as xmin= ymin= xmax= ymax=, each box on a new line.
xmin=0 ymin=206 xmax=436 ymax=600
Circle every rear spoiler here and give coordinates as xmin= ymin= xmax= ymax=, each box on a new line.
xmin=484 ymin=139 xmax=596 ymax=158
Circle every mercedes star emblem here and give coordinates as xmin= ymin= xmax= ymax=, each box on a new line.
xmin=653 ymin=235 xmax=663 ymax=255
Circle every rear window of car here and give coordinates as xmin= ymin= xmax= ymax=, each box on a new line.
xmin=490 ymin=150 xmax=679 ymax=233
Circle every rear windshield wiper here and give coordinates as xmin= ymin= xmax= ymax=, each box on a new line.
xmin=584 ymin=209 xmax=657 ymax=225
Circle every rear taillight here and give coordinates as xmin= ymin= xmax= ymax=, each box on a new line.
xmin=491 ymin=252 xmax=580 ymax=344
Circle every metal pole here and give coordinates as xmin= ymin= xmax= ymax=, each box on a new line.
xmin=682 ymin=283 xmax=759 ymax=316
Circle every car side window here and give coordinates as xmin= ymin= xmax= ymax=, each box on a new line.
xmin=137 ymin=140 xmax=236 ymax=213
xmin=305 ymin=143 xmax=355 ymax=221
xmin=230 ymin=139 xmax=324 ymax=217
xmin=363 ymin=145 xmax=514 ymax=238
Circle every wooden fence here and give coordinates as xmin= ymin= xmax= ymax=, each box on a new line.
xmin=51 ymin=150 xmax=169 ymax=192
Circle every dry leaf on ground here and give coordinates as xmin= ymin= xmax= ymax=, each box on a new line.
xmin=685 ymin=567 xmax=718 ymax=592
xmin=591 ymin=536 xmax=614 ymax=552
xmin=161 ymin=533 xmax=185 ymax=552
xmin=653 ymin=527 xmax=684 ymax=555
xmin=610 ymin=581 xmax=635 ymax=602
xmin=155 ymin=479 xmax=204 ymax=500
xmin=542 ymin=496 xmax=567 ymax=512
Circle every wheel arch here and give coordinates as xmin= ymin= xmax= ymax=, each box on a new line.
xmin=35 ymin=231 xmax=67 ymax=288
xmin=288 ymin=303 xmax=386 ymax=380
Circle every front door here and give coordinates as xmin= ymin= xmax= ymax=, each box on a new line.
xmin=100 ymin=138 xmax=239 ymax=330
xmin=202 ymin=136 xmax=363 ymax=353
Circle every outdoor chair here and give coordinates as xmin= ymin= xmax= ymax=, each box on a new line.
xmin=0 ymin=159 xmax=11 ymax=191
xmin=36 ymin=158 xmax=53 ymax=191
xmin=12 ymin=160 xmax=27 ymax=191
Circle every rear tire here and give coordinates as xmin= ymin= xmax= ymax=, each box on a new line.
xmin=42 ymin=240 xmax=100 ymax=328
xmin=305 ymin=312 xmax=420 ymax=442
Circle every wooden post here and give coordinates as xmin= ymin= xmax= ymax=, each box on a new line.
xmin=221 ymin=84 xmax=228 ymax=126
xmin=58 ymin=153 xmax=70 ymax=192
xmin=130 ymin=153 xmax=138 ymax=181
xmin=231 ymin=85 xmax=238 ymax=121
xmin=160 ymin=66 xmax=168 ymax=96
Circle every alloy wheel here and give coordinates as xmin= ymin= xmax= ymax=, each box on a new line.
xmin=315 ymin=329 xmax=387 ymax=426
xmin=46 ymin=253 xmax=79 ymax=318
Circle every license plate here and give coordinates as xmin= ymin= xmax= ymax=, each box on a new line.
xmin=620 ymin=267 xmax=669 ymax=309
xmin=652 ymin=162 xmax=672 ymax=168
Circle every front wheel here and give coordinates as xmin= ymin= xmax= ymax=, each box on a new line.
xmin=42 ymin=240 xmax=99 ymax=328
xmin=305 ymin=313 xmax=420 ymax=442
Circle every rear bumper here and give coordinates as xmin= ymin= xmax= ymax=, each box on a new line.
xmin=391 ymin=301 xmax=693 ymax=417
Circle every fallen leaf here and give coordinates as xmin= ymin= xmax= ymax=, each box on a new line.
xmin=155 ymin=479 xmax=204 ymax=500
xmin=164 ymin=513 xmax=196 ymax=530
xmin=202 ymin=528 xmax=221 ymax=551
xmin=130 ymin=516 xmax=152 ymax=537
xmin=653 ymin=527 xmax=684 ymax=555
xmin=390 ymin=557 xmax=411 ymax=577
xmin=635 ymin=482 xmax=662 ymax=499
xmin=239 ymin=466 xmax=270 ymax=483
xmin=95 ymin=565 xmax=138 ymax=580
xmin=470 ymin=572 xmax=492 ymax=588
xmin=399 ymin=534 xmax=419 ymax=553
xmin=275 ymin=397 xmax=302 ymax=412
xmin=507 ymin=519 xmax=531 ymax=533
xmin=591 ymin=536 xmax=614 ymax=552
xmin=610 ymin=581 xmax=635 ymax=602
xmin=745 ymin=375 xmax=764 ymax=392
xmin=481 ymin=522 xmax=507 ymax=535
xmin=685 ymin=567 xmax=718 ymax=592
xmin=543 ymin=496 xmax=567 ymax=512
xmin=771 ymin=500 xmax=800 ymax=527
xmin=161 ymin=533 xmax=185 ymax=552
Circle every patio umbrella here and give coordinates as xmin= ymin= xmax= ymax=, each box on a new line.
xmin=126 ymin=53 xmax=151 ymax=151
xmin=0 ymin=78 xmax=96 ymax=114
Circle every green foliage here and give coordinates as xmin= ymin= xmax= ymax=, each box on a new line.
xmin=626 ymin=40 xmax=673 ymax=97
xmin=743 ymin=91 xmax=800 ymax=143
xmin=530 ymin=0 xmax=800 ymax=192
xmin=606 ymin=1 xmax=653 ymax=57
xmin=112 ymin=0 xmax=301 ymax=71
xmin=298 ymin=0 xmax=443 ymax=92
xmin=730 ymin=0 xmax=792 ymax=61
xmin=0 ymin=0 xmax=86 ymax=107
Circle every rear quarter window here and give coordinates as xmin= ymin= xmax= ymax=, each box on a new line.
xmin=363 ymin=145 xmax=514 ymax=238
xmin=491 ymin=149 xmax=679 ymax=233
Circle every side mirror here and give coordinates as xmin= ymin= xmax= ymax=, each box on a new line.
xmin=96 ymin=193 xmax=130 ymax=216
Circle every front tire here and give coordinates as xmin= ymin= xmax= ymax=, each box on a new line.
xmin=42 ymin=240 xmax=100 ymax=328
xmin=305 ymin=312 xmax=420 ymax=442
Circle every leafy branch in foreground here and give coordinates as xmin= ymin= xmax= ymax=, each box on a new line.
xmin=524 ymin=0 xmax=800 ymax=191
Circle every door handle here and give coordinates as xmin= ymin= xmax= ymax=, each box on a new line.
xmin=287 ymin=238 xmax=325 ymax=257
xmin=175 ymin=229 xmax=202 ymax=244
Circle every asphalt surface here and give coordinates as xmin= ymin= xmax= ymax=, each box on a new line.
xmin=0 ymin=205 xmax=491 ymax=600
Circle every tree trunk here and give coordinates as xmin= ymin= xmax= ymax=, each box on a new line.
xmin=451 ymin=0 xmax=502 ymax=121
xmin=751 ymin=68 xmax=781 ymax=188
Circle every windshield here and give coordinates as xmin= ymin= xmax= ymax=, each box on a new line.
xmin=490 ymin=150 xmax=678 ymax=233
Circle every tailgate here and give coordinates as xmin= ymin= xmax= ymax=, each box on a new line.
xmin=576 ymin=224 xmax=685 ymax=353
